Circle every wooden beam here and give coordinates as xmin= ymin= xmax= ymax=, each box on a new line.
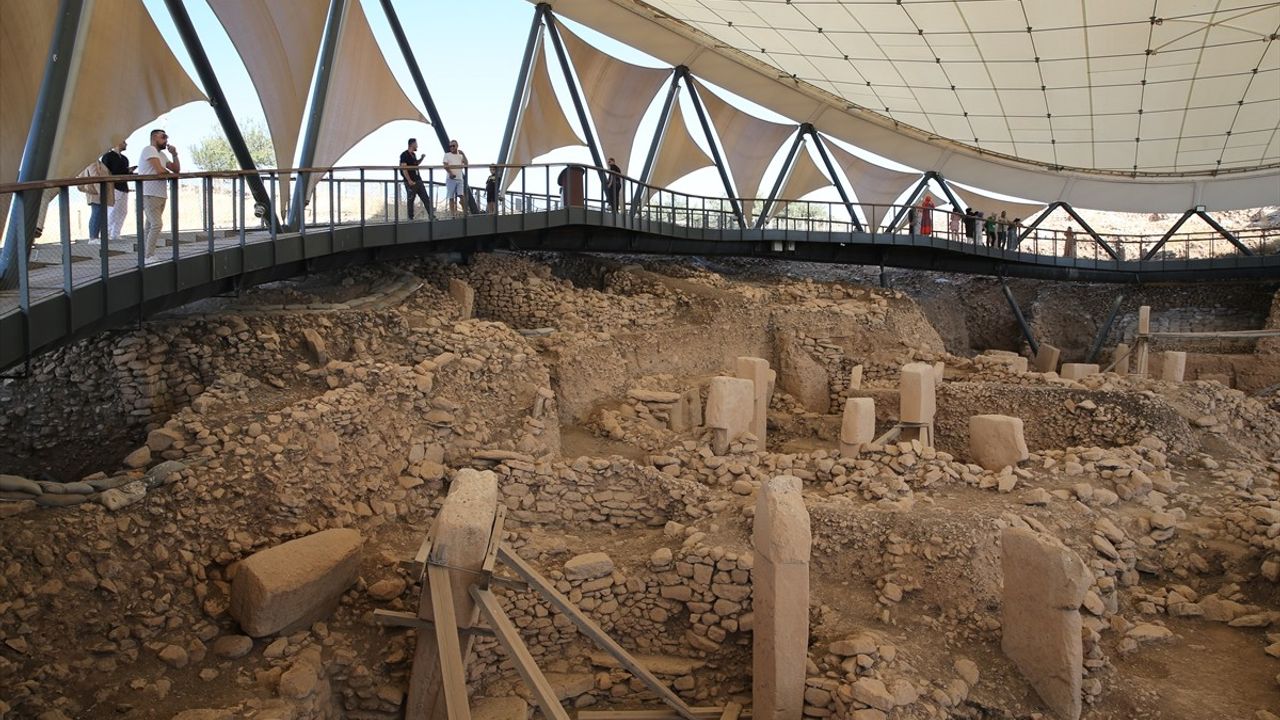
xmin=471 ymin=586 xmax=571 ymax=720
xmin=719 ymin=703 xmax=743 ymax=720
xmin=577 ymin=708 xmax=749 ymax=720
xmin=373 ymin=609 xmax=495 ymax=637
xmin=497 ymin=546 xmax=701 ymax=720
xmin=427 ymin=564 xmax=472 ymax=720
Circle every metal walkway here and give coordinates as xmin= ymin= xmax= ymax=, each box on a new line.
xmin=2 ymin=164 xmax=1277 ymax=372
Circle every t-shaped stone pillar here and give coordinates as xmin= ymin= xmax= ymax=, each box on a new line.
xmin=899 ymin=362 xmax=936 ymax=446
xmin=839 ymin=397 xmax=875 ymax=456
xmin=1133 ymin=306 xmax=1151 ymax=376
xmin=752 ymin=476 xmax=811 ymax=720
xmin=736 ymin=356 xmax=771 ymax=447
xmin=706 ymin=376 xmax=756 ymax=454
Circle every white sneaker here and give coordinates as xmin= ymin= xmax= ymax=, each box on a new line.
xmin=144 ymin=254 xmax=165 ymax=265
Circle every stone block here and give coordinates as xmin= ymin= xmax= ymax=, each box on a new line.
xmin=898 ymin=363 xmax=936 ymax=424
xmin=425 ymin=468 xmax=498 ymax=628
xmin=753 ymin=476 xmax=811 ymax=720
xmin=1032 ymin=344 xmax=1060 ymax=373
xmin=839 ymin=398 xmax=876 ymax=456
xmin=564 ymin=552 xmax=615 ymax=581
xmin=736 ymin=356 xmax=771 ymax=445
xmin=448 ymin=278 xmax=475 ymax=320
xmin=706 ymin=376 xmax=755 ymax=443
xmin=230 ymin=529 xmax=363 ymax=637
xmin=848 ymin=364 xmax=863 ymax=391
xmin=780 ymin=341 xmax=829 ymax=413
xmin=1059 ymin=363 xmax=1099 ymax=381
xmin=969 ymin=415 xmax=1029 ymax=471
xmin=1001 ymin=528 xmax=1090 ymax=720
xmin=933 ymin=361 xmax=946 ymax=383
xmin=1112 ymin=343 xmax=1130 ymax=374
xmin=1161 ymin=351 xmax=1186 ymax=383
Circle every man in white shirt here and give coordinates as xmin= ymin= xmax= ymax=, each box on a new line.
xmin=442 ymin=139 xmax=467 ymax=215
xmin=137 ymin=128 xmax=180 ymax=259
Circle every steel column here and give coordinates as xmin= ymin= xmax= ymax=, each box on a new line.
xmin=1197 ymin=209 xmax=1253 ymax=256
xmin=630 ymin=69 xmax=681 ymax=215
xmin=0 ymin=0 xmax=86 ymax=291
xmin=1141 ymin=209 xmax=1193 ymax=260
xmin=1086 ymin=293 xmax=1125 ymax=363
xmin=164 ymin=0 xmax=274 ymax=229
xmin=1000 ymin=279 xmax=1039 ymax=355
xmin=684 ymin=71 xmax=746 ymax=227
xmin=928 ymin=172 xmax=966 ymax=216
xmin=287 ymin=0 xmax=347 ymax=231
xmin=379 ymin=0 xmax=449 ymax=151
xmin=753 ymin=129 xmax=805 ymax=230
xmin=496 ymin=4 xmax=547 ymax=184
xmin=544 ymin=10 xmax=607 ymax=186
xmin=808 ymin=126 xmax=862 ymax=232
xmin=1060 ymin=202 xmax=1119 ymax=259
xmin=884 ymin=174 xmax=930 ymax=233
xmin=1016 ymin=200 xmax=1062 ymax=243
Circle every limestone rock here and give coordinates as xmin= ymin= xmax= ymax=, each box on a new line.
xmin=230 ymin=528 xmax=363 ymax=637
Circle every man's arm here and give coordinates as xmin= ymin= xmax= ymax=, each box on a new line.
xmin=164 ymin=145 xmax=180 ymax=173
xmin=400 ymin=159 xmax=415 ymax=185
xmin=460 ymin=151 xmax=468 ymax=166
xmin=145 ymin=155 xmax=169 ymax=175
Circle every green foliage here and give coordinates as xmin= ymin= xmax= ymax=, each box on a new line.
xmin=189 ymin=120 xmax=276 ymax=171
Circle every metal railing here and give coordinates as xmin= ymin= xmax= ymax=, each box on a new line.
xmin=1 ymin=161 xmax=1275 ymax=318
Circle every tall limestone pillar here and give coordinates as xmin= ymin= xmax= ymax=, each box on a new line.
xmin=736 ymin=356 xmax=771 ymax=446
xmin=1133 ymin=306 xmax=1151 ymax=376
xmin=752 ymin=476 xmax=811 ymax=720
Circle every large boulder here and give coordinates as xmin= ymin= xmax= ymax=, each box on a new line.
xmin=230 ymin=529 xmax=363 ymax=637
xmin=969 ymin=415 xmax=1029 ymax=471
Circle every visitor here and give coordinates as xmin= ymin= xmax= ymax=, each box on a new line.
xmin=1064 ymin=226 xmax=1077 ymax=258
xmin=1009 ymin=218 xmax=1023 ymax=250
xmin=485 ymin=165 xmax=501 ymax=214
xmin=947 ymin=207 xmax=960 ymax=241
xmin=101 ymin=138 xmax=133 ymax=241
xmin=400 ymin=138 xmax=431 ymax=221
xmin=983 ymin=212 xmax=996 ymax=247
xmin=443 ymin=139 xmax=468 ymax=215
xmin=963 ymin=207 xmax=977 ymax=241
xmin=77 ymin=156 xmax=114 ymax=242
xmin=606 ymin=157 xmax=623 ymax=212
xmin=998 ymin=211 xmax=1009 ymax=247
xmin=137 ymin=128 xmax=179 ymax=260
xmin=920 ymin=194 xmax=934 ymax=236
xmin=907 ymin=204 xmax=918 ymax=235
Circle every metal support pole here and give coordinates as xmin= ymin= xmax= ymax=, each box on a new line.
xmin=684 ymin=71 xmax=745 ymax=227
xmin=544 ymin=10 xmax=607 ymax=188
xmin=496 ymin=4 xmax=547 ymax=186
xmin=928 ymin=172 xmax=966 ymax=216
xmin=0 ymin=0 xmax=86 ymax=291
xmin=287 ymin=0 xmax=347 ymax=231
xmin=164 ymin=0 xmax=274 ymax=228
xmin=1016 ymin=200 xmax=1059 ymax=243
xmin=1197 ymin=209 xmax=1253 ymax=255
xmin=1059 ymin=202 xmax=1119 ymax=259
xmin=1141 ymin=209 xmax=1193 ymax=261
xmin=1086 ymin=293 xmax=1125 ymax=364
xmin=754 ymin=129 xmax=805 ymax=230
xmin=379 ymin=0 xmax=449 ymax=151
xmin=884 ymin=175 xmax=931 ymax=233
xmin=630 ymin=69 xmax=681 ymax=215
xmin=1000 ymin=278 xmax=1039 ymax=355
xmin=807 ymin=126 xmax=862 ymax=232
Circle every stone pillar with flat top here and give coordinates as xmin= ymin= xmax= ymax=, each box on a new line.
xmin=753 ymin=476 xmax=811 ymax=720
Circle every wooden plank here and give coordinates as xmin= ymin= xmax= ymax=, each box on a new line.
xmin=373 ymin=609 xmax=494 ymax=637
xmin=576 ymin=708 xmax=745 ymax=720
xmin=470 ymin=586 xmax=571 ymax=720
xmin=427 ymin=564 xmax=472 ymax=720
xmin=718 ymin=702 xmax=742 ymax=720
xmin=480 ymin=506 xmax=507 ymax=583
xmin=497 ymin=546 xmax=701 ymax=720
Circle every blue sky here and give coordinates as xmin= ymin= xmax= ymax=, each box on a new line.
xmin=122 ymin=0 xmax=1001 ymax=210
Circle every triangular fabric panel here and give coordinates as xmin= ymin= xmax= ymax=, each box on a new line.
xmin=0 ymin=0 xmax=56 ymax=231
xmin=770 ymin=146 xmax=830 ymax=218
xmin=209 ymin=0 xmax=327 ymax=204
xmin=692 ymin=79 xmax=794 ymax=201
xmin=555 ymin=22 xmax=667 ymax=174
xmin=506 ymin=43 xmax=586 ymax=188
xmin=948 ymin=184 xmax=1048 ymax=224
xmin=647 ymin=99 xmax=713 ymax=197
xmin=53 ymin=0 xmax=205 ymax=181
xmin=309 ymin=0 xmax=428 ymax=199
xmin=823 ymin=138 xmax=919 ymax=231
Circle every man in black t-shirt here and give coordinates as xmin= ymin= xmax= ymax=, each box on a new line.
xmin=399 ymin=138 xmax=431 ymax=220
xmin=101 ymin=138 xmax=134 ymax=240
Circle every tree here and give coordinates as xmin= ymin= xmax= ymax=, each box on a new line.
xmin=190 ymin=120 xmax=275 ymax=171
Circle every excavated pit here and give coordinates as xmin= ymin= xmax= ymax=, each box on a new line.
xmin=0 ymin=252 xmax=1278 ymax=720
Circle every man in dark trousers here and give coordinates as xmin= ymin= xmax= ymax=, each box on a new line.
xmin=963 ymin=207 xmax=977 ymax=242
xmin=606 ymin=157 xmax=623 ymax=212
xmin=400 ymin=138 xmax=431 ymax=220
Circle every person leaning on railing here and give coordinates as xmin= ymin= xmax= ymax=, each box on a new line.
xmin=137 ymin=128 xmax=180 ymax=261
xmin=75 ymin=156 xmax=114 ymax=242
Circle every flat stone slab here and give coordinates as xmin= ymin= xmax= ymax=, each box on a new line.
xmin=230 ymin=528 xmax=363 ymax=637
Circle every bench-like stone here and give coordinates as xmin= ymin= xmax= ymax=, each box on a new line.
xmin=1059 ymin=363 xmax=1099 ymax=381
xmin=969 ymin=415 xmax=1029 ymax=471
xmin=1001 ymin=528 xmax=1090 ymax=720
xmin=230 ymin=528 xmax=363 ymax=637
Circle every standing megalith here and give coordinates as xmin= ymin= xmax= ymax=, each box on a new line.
xmin=969 ymin=415 xmax=1029 ymax=471
xmin=839 ymin=398 xmax=876 ymax=456
xmin=753 ymin=476 xmax=812 ymax=720
xmin=1001 ymin=528 xmax=1090 ymax=720
xmin=706 ymin=376 xmax=755 ymax=454
xmin=899 ymin=362 xmax=936 ymax=445
xmin=1161 ymin=351 xmax=1186 ymax=383
xmin=736 ymin=356 xmax=771 ymax=446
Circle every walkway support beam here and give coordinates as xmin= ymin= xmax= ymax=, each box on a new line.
xmin=496 ymin=3 xmax=547 ymax=188
xmin=754 ymin=129 xmax=805 ymax=230
xmin=1086 ymin=293 xmax=1125 ymax=364
xmin=287 ymin=0 xmax=347 ymax=231
xmin=630 ymin=69 xmax=681 ymax=216
xmin=1000 ymin=279 xmax=1039 ymax=355
xmin=884 ymin=174 xmax=931 ymax=234
xmin=544 ymin=8 xmax=608 ymax=187
xmin=164 ymin=0 xmax=274 ymax=229
xmin=684 ymin=71 xmax=746 ymax=228
xmin=0 ymin=0 xmax=86 ymax=291
xmin=1060 ymin=202 xmax=1119 ymax=260
xmin=807 ymin=126 xmax=862 ymax=232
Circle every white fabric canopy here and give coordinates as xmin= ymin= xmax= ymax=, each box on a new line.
xmin=822 ymin=139 xmax=919 ymax=231
xmin=647 ymin=99 xmax=713 ymax=196
xmin=209 ymin=0 xmax=328 ymax=205
xmin=555 ymin=21 xmax=668 ymax=174
xmin=691 ymin=79 xmax=795 ymax=201
xmin=770 ymin=145 xmax=830 ymax=219
xmin=506 ymin=41 xmax=586 ymax=188
xmin=542 ymin=0 xmax=1280 ymax=211
xmin=54 ymin=0 xmax=205 ymax=182
xmin=0 ymin=0 xmax=55 ymax=228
